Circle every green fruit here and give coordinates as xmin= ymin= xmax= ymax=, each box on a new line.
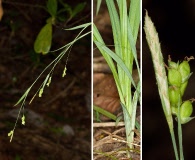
xmin=169 ymin=86 xmax=181 ymax=106
xmin=180 ymin=101 xmax=193 ymax=117
xmin=168 ymin=69 xmax=182 ymax=87
xmin=171 ymin=106 xmax=178 ymax=115
xmin=180 ymin=81 xmax=188 ymax=97
xmin=180 ymin=100 xmax=193 ymax=124
xmin=179 ymin=60 xmax=190 ymax=82
xmin=168 ymin=60 xmax=178 ymax=69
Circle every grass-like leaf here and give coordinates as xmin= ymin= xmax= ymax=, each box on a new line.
xmin=64 ymin=22 xmax=91 ymax=30
xmin=93 ymin=105 xmax=117 ymax=121
xmin=14 ymin=87 xmax=31 ymax=106
xmin=96 ymin=0 xmax=102 ymax=15
xmin=94 ymin=40 xmax=136 ymax=88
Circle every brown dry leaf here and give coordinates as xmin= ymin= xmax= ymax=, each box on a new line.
xmin=93 ymin=73 xmax=120 ymax=119
xmin=0 ymin=0 xmax=3 ymax=21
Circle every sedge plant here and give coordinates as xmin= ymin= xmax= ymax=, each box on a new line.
xmin=8 ymin=23 xmax=91 ymax=142
xmin=144 ymin=11 xmax=195 ymax=160
xmin=93 ymin=0 xmax=140 ymax=157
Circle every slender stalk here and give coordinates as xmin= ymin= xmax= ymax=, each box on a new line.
xmin=8 ymin=24 xmax=91 ymax=142
xmin=170 ymin=130 xmax=180 ymax=160
xmin=177 ymin=100 xmax=184 ymax=160
xmin=178 ymin=119 xmax=184 ymax=160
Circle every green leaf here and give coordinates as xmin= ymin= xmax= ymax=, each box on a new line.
xmin=71 ymin=3 xmax=86 ymax=18
xmin=93 ymin=24 xmax=123 ymax=100
xmin=115 ymin=115 xmax=123 ymax=126
xmin=121 ymin=102 xmax=132 ymax=138
xmin=135 ymin=119 xmax=140 ymax=131
xmin=14 ymin=87 xmax=30 ymax=106
xmin=46 ymin=17 xmax=55 ymax=24
xmin=93 ymin=105 xmax=117 ymax=121
xmin=94 ymin=40 xmax=136 ymax=89
xmin=58 ymin=0 xmax=72 ymax=14
xmin=132 ymin=81 xmax=141 ymax=131
xmin=96 ymin=0 xmax=102 ymax=15
xmin=34 ymin=23 xmax=52 ymax=55
xmin=94 ymin=110 xmax=101 ymax=122
xmin=47 ymin=0 xmax=58 ymax=17
xmin=65 ymin=22 xmax=91 ymax=30
xmin=129 ymin=0 xmax=140 ymax=41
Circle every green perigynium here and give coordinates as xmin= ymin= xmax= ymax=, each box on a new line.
xmin=180 ymin=100 xmax=193 ymax=124
xmin=169 ymin=86 xmax=181 ymax=106
xmin=179 ymin=60 xmax=190 ymax=82
xmin=180 ymin=82 xmax=188 ymax=97
xmin=171 ymin=106 xmax=178 ymax=116
xmin=168 ymin=59 xmax=179 ymax=70
xmin=167 ymin=56 xmax=194 ymax=124
xmin=178 ymin=60 xmax=191 ymax=96
xmin=168 ymin=69 xmax=182 ymax=87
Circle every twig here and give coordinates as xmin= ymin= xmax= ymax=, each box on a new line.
xmin=3 ymin=0 xmax=45 ymax=9
xmin=93 ymin=122 xmax=125 ymax=127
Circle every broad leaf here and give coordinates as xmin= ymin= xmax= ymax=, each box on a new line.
xmin=47 ymin=0 xmax=58 ymax=17
xmin=34 ymin=23 xmax=52 ymax=55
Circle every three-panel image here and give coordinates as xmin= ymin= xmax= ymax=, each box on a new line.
xmin=0 ymin=0 xmax=195 ymax=159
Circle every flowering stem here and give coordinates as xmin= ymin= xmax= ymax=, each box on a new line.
xmin=144 ymin=11 xmax=179 ymax=160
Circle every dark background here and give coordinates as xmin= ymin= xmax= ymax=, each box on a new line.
xmin=0 ymin=0 xmax=91 ymax=159
xmin=143 ymin=0 xmax=195 ymax=159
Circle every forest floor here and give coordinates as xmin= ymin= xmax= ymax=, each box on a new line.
xmin=0 ymin=0 xmax=91 ymax=160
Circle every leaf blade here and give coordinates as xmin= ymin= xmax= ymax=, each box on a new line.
xmin=47 ymin=0 xmax=58 ymax=17
xmin=34 ymin=23 xmax=52 ymax=55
